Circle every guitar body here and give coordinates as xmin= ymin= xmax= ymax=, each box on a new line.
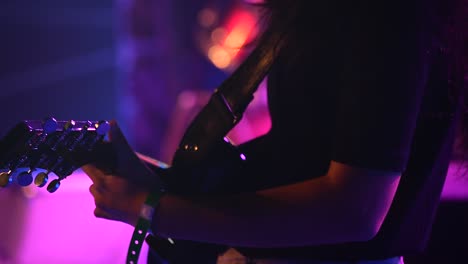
xmin=142 ymin=137 xmax=248 ymax=264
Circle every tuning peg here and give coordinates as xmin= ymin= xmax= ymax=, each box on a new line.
xmin=17 ymin=170 xmax=34 ymax=187
xmin=84 ymin=120 xmax=110 ymax=151
xmin=95 ymin=120 xmax=110 ymax=136
xmin=63 ymin=120 xmax=76 ymax=131
xmin=27 ymin=118 xmax=58 ymax=150
xmin=47 ymin=179 xmax=61 ymax=193
xmin=83 ymin=120 xmax=93 ymax=130
xmin=67 ymin=121 xmax=90 ymax=151
xmin=0 ymin=171 xmax=13 ymax=187
xmin=34 ymin=171 xmax=50 ymax=187
xmin=42 ymin=117 xmax=58 ymax=134
xmin=50 ymin=120 xmax=76 ymax=151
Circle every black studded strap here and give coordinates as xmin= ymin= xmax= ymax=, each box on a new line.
xmin=126 ymin=190 xmax=165 ymax=264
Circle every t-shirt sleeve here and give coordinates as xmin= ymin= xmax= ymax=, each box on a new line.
xmin=331 ymin=1 xmax=431 ymax=172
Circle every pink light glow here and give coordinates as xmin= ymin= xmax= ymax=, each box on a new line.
xmin=206 ymin=9 xmax=256 ymax=69
xmin=442 ymin=160 xmax=468 ymax=201
xmin=1 ymin=171 xmax=149 ymax=264
xmin=217 ymin=9 xmax=257 ymax=63
xmin=226 ymin=80 xmax=271 ymax=145
xmin=240 ymin=153 xmax=247 ymax=160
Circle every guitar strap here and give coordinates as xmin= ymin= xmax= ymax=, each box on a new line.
xmin=171 ymin=27 xmax=285 ymax=166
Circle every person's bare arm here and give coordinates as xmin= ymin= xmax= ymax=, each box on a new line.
xmin=83 ymin=122 xmax=401 ymax=247
xmin=153 ymin=160 xmax=400 ymax=247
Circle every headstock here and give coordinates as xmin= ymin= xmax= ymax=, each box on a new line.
xmin=0 ymin=117 xmax=110 ymax=193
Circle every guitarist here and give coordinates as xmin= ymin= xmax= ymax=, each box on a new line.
xmin=82 ymin=0 xmax=468 ymax=263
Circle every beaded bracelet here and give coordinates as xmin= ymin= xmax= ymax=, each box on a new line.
xmin=126 ymin=190 xmax=165 ymax=264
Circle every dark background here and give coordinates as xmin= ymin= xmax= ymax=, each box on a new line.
xmin=0 ymin=0 xmax=118 ymax=134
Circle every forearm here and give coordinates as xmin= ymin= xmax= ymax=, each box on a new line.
xmin=151 ymin=162 xmax=400 ymax=247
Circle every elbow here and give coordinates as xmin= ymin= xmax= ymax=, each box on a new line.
xmin=342 ymin=188 xmax=399 ymax=242
xmin=339 ymin=207 xmax=382 ymax=243
xmin=358 ymin=219 xmax=383 ymax=242
xmin=326 ymin=161 xmax=401 ymax=243
xmin=340 ymin=202 xmax=390 ymax=243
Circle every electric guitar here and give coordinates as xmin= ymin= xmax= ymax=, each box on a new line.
xmin=0 ymin=117 xmax=113 ymax=191
xmin=0 ymin=117 xmax=244 ymax=263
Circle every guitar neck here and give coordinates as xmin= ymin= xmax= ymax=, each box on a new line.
xmin=0 ymin=118 xmax=111 ymax=192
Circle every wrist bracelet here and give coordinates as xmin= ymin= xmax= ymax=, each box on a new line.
xmin=126 ymin=190 xmax=165 ymax=264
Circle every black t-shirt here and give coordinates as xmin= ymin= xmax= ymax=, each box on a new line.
xmin=234 ymin=0 xmax=459 ymax=260
xmin=147 ymin=1 xmax=460 ymax=262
